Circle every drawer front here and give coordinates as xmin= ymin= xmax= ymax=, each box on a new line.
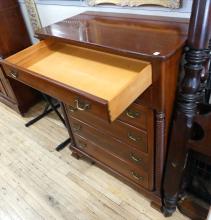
xmin=3 ymin=64 xmax=109 ymax=120
xmin=69 ymin=102 xmax=151 ymax=130
xmin=118 ymin=103 xmax=149 ymax=130
xmin=70 ymin=117 xmax=151 ymax=172
xmin=67 ymin=109 xmax=149 ymax=153
xmin=1 ymin=40 xmax=152 ymax=122
xmin=74 ymin=134 xmax=150 ymax=189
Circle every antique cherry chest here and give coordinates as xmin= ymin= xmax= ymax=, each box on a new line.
xmin=1 ymin=11 xmax=189 ymax=209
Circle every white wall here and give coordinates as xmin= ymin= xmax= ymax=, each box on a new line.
xmin=18 ymin=0 xmax=192 ymax=43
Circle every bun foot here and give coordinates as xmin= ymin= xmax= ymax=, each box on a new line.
xmin=161 ymin=206 xmax=176 ymax=217
xmin=71 ymin=150 xmax=84 ymax=160
xmin=162 ymin=195 xmax=177 ymax=217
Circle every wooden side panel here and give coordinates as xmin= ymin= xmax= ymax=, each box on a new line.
xmin=0 ymin=0 xmax=31 ymax=58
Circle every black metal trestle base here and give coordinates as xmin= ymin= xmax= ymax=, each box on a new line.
xmin=25 ymin=102 xmax=60 ymax=127
xmin=25 ymin=94 xmax=71 ymax=151
xmin=55 ymin=138 xmax=71 ymax=152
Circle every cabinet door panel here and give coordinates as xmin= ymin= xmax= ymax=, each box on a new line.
xmin=0 ymin=65 xmax=16 ymax=100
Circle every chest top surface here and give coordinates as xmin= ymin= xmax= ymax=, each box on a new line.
xmin=36 ymin=11 xmax=189 ymax=61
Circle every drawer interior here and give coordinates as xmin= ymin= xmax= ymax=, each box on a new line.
xmin=5 ymin=39 xmax=152 ymax=121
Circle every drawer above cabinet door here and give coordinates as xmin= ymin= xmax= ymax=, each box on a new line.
xmin=1 ymin=39 xmax=152 ymax=122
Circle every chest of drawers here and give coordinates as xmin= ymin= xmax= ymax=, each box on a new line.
xmin=1 ymin=11 xmax=189 ymax=209
xmin=66 ymin=102 xmax=154 ymax=190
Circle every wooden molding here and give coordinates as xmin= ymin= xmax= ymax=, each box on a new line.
xmin=88 ymin=0 xmax=181 ymax=8
xmin=24 ymin=0 xmax=42 ymax=32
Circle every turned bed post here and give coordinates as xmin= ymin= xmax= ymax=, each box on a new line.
xmin=162 ymin=0 xmax=211 ymax=217
xmin=205 ymin=40 xmax=211 ymax=103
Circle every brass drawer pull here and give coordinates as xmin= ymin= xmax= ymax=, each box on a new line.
xmin=126 ymin=109 xmax=140 ymax=119
xmin=10 ymin=71 xmax=18 ymax=78
xmin=72 ymin=124 xmax=81 ymax=132
xmin=69 ymin=99 xmax=91 ymax=113
xmin=78 ymin=141 xmax=87 ymax=149
xmin=68 ymin=105 xmax=76 ymax=112
xmin=131 ymin=171 xmax=144 ymax=181
xmin=74 ymin=98 xmax=90 ymax=111
xmin=128 ymin=132 xmax=141 ymax=142
xmin=130 ymin=153 xmax=142 ymax=163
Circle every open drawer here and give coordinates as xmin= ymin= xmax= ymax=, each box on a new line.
xmin=1 ymin=39 xmax=152 ymax=122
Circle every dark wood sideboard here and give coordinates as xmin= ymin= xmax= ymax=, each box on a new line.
xmin=1 ymin=11 xmax=189 ymax=211
xmin=0 ymin=0 xmax=39 ymax=114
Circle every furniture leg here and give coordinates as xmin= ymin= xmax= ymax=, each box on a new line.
xmin=60 ymin=103 xmax=76 ymax=147
xmin=25 ymin=96 xmax=71 ymax=151
xmin=44 ymin=95 xmax=66 ymax=126
xmin=71 ymin=149 xmax=84 ymax=160
xmin=56 ymin=138 xmax=71 ymax=152
xmin=25 ymin=102 xmax=60 ymax=127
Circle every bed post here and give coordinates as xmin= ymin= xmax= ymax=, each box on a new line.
xmin=162 ymin=0 xmax=211 ymax=217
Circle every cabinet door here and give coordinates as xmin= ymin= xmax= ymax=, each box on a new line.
xmin=0 ymin=65 xmax=15 ymax=100
xmin=0 ymin=66 xmax=7 ymax=96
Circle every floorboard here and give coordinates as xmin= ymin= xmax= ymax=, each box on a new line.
xmin=0 ymin=102 xmax=189 ymax=220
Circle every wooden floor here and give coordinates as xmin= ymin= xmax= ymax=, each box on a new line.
xmin=0 ymin=101 xmax=189 ymax=220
